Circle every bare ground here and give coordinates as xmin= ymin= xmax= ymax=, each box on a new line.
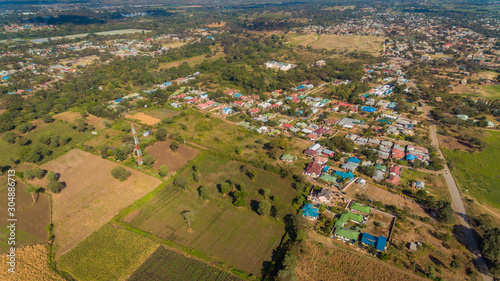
xmin=145 ymin=140 xmax=200 ymax=174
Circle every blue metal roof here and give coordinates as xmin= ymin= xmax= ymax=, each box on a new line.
xmin=348 ymin=157 xmax=360 ymax=163
xmin=377 ymin=236 xmax=387 ymax=251
xmin=302 ymin=203 xmax=319 ymax=218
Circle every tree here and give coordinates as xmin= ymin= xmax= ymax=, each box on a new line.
xmin=47 ymin=180 xmax=64 ymax=193
xmin=142 ymin=155 xmax=155 ymax=165
xmin=481 ymin=227 xmax=500 ymax=263
xmin=198 ymin=186 xmax=211 ymax=200
xmin=296 ymin=229 xmax=307 ymax=242
xmin=46 ymin=171 xmax=58 ymax=181
xmin=25 ymin=185 xmax=42 ymax=203
xmin=2 ymin=132 xmax=17 ymax=144
xmin=111 ymin=166 xmax=131 ymax=181
xmin=100 ymin=145 xmax=109 ymax=158
xmin=23 ymin=169 xmax=35 ymax=180
xmin=32 ymin=167 xmax=45 ymax=179
xmin=182 ymin=210 xmax=194 ymax=230
xmin=279 ymin=138 xmax=289 ymax=150
xmin=246 ymin=169 xmax=257 ymax=180
xmin=158 ymin=165 xmax=169 ymax=177
xmin=192 ymin=172 xmax=199 ymax=182
xmin=114 ymin=148 xmax=128 ymax=161
xmin=174 ymin=177 xmax=188 ymax=189
xmin=263 ymin=188 xmax=271 ymax=198
xmin=258 ymin=200 xmax=272 ymax=216
xmin=450 ymin=260 xmax=460 ymax=269
xmin=42 ymin=115 xmax=54 ymax=123
xmin=220 ymin=182 xmax=230 ymax=195
xmin=156 ymin=128 xmax=167 ymax=141
xmin=425 ymin=266 xmax=436 ymax=279
xmin=437 ymin=201 xmax=454 ymax=223
xmin=170 ymin=140 xmax=179 ymax=152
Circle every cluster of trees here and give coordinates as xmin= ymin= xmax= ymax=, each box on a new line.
xmin=111 ymin=166 xmax=131 ymax=181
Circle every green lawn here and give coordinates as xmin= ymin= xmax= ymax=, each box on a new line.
xmin=443 ymin=131 xmax=500 ymax=208
xmin=127 ymin=153 xmax=297 ymax=276
xmin=480 ymin=84 xmax=500 ymax=99
xmin=58 ymin=223 xmax=157 ymax=281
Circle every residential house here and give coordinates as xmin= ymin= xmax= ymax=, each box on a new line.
xmin=386 ymin=175 xmax=400 ymax=186
xmin=302 ymin=203 xmax=319 ymax=220
xmin=281 ymin=154 xmax=296 ymax=162
xmin=412 ymin=181 xmax=425 ymax=189
xmin=304 ymin=162 xmax=323 ymax=178
xmin=361 ymin=233 xmax=388 ymax=252
xmin=309 ymin=188 xmax=334 ymax=205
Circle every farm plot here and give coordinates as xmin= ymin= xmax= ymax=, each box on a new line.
xmin=128 ymin=154 xmax=298 ymax=276
xmin=37 ymin=149 xmax=162 ymax=258
xmin=58 ymin=223 xmax=157 ymax=281
xmin=145 ymin=108 xmax=180 ymax=120
xmin=296 ymin=242 xmax=424 ymax=281
xmin=364 ymin=209 xmax=395 ymax=238
xmin=53 ymin=111 xmax=108 ymax=130
xmin=0 ymin=180 xmax=50 ymax=253
xmin=308 ymin=35 xmax=386 ymax=54
xmin=145 ymin=140 xmax=200 ymax=173
xmin=348 ymin=183 xmax=426 ymax=216
xmin=0 ymin=244 xmax=64 ymax=281
xmin=125 ymin=112 xmax=161 ymax=125
xmin=128 ymin=246 xmax=241 ymax=281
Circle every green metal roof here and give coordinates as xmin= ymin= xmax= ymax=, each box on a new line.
xmin=351 ymin=202 xmax=371 ymax=214
xmin=319 ymin=173 xmax=337 ymax=183
xmin=281 ymin=154 xmax=295 ymax=161
xmin=335 ymin=228 xmax=359 ymax=241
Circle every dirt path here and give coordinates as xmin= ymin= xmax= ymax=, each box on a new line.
xmin=422 ymin=103 xmax=492 ymax=281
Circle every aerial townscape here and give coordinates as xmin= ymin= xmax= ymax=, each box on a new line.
xmin=0 ymin=0 xmax=499 ymax=281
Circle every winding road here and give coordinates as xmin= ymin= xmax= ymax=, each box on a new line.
xmin=423 ymin=103 xmax=492 ymax=281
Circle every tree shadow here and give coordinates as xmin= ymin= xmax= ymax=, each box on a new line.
xmin=429 ymin=255 xmax=444 ymax=267
xmin=250 ymin=200 xmax=259 ymax=213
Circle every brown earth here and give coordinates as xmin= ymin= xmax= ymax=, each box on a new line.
xmin=296 ymin=241 xmax=425 ymax=281
xmin=145 ymin=140 xmax=200 ymax=174
xmin=439 ymin=135 xmax=475 ymax=151
xmin=205 ymin=21 xmax=226 ymax=27
xmin=34 ymin=149 xmax=162 ymax=258
xmin=0 ymin=180 xmax=50 ymax=254
xmin=0 ymin=244 xmax=64 ymax=281
xmin=83 ymin=128 xmax=123 ymax=148
xmin=364 ymin=209 xmax=394 ymax=237
xmin=125 ymin=112 xmax=161 ymax=125
xmin=53 ymin=111 xmax=81 ymax=123
xmin=53 ymin=112 xmax=107 ymax=131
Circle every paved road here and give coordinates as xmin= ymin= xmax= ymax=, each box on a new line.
xmin=423 ymin=104 xmax=492 ymax=281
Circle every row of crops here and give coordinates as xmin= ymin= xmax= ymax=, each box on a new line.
xmin=128 ymin=246 xmax=241 ymax=281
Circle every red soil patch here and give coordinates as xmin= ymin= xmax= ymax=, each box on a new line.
xmin=145 ymin=140 xmax=200 ymax=174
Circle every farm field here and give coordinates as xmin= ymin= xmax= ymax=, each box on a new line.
xmin=443 ymin=131 xmax=500 ymax=209
xmin=159 ymin=50 xmax=225 ymax=69
xmin=128 ymin=246 xmax=241 ymax=281
xmin=0 ymin=180 xmax=50 ymax=253
xmin=33 ymin=149 xmax=162 ymax=257
xmin=58 ymin=223 xmax=157 ymax=281
xmin=59 ymin=55 xmax=99 ymax=68
xmin=125 ymin=112 xmax=161 ymax=125
xmin=145 ymin=140 xmax=200 ymax=173
xmin=479 ymin=84 xmax=500 ymax=99
xmin=144 ymin=108 xmax=180 ymax=120
xmin=308 ymin=35 xmax=386 ymax=54
xmin=0 ymin=244 xmax=64 ymax=281
xmin=54 ymin=111 xmax=108 ymax=131
xmin=127 ymin=153 xmax=298 ymax=275
xmin=286 ymin=34 xmax=320 ymax=47
xmin=296 ymin=242 xmax=424 ymax=281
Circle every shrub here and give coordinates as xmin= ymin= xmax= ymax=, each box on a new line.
xmin=111 ymin=166 xmax=131 ymax=181
xmin=23 ymin=169 xmax=35 ymax=180
xmin=158 ymin=165 xmax=169 ymax=177
xmin=258 ymin=200 xmax=272 ymax=216
xmin=156 ymin=128 xmax=167 ymax=141
xmin=46 ymin=171 xmax=58 ymax=181
xmin=32 ymin=167 xmax=45 ymax=179
xmin=174 ymin=177 xmax=188 ymax=189
xmin=47 ymin=180 xmax=64 ymax=193
xmin=198 ymin=186 xmax=211 ymax=200
xmin=142 ymin=155 xmax=155 ymax=165
xmin=220 ymin=182 xmax=230 ymax=195
xmin=170 ymin=140 xmax=179 ymax=152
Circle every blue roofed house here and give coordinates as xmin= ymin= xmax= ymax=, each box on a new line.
xmin=361 ymin=233 xmax=388 ymax=252
xmin=222 ymin=107 xmax=233 ymax=115
xmin=335 ymin=171 xmax=354 ymax=181
xmin=302 ymin=203 xmax=319 ymax=220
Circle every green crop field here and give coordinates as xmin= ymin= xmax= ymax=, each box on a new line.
xmin=58 ymin=223 xmax=157 ymax=281
xmin=129 ymin=246 xmax=241 ymax=281
xmin=127 ymin=153 xmax=298 ymax=276
xmin=443 ymin=131 xmax=500 ymax=208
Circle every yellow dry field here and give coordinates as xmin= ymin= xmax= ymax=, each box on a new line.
xmin=309 ymin=35 xmax=386 ymax=55
xmin=125 ymin=112 xmax=161 ymax=125
xmin=205 ymin=21 xmax=226 ymax=28
xmin=53 ymin=112 xmax=107 ymax=130
xmin=59 ymin=55 xmax=99 ymax=68
xmin=162 ymin=41 xmax=188 ymax=49
xmin=53 ymin=111 xmax=81 ymax=123
xmin=0 ymin=244 xmax=64 ymax=281
xmin=321 ymin=5 xmax=355 ymax=11
xmin=38 ymin=149 xmax=162 ymax=258
xmin=159 ymin=50 xmax=225 ymax=69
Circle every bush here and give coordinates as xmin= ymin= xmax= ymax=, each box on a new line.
xmin=174 ymin=177 xmax=188 ymax=189
xmin=23 ymin=169 xmax=35 ymax=180
xmin=258 ymin=200 xmax=272 ymax=216
xmin=158 ymin=165 xmax=169 ymax=177
xmin=220 ymin=182 xmax=230 ymax=195
xmin=47 ymin=180 xmax=64 ymax=193
xmin=46 ymin=171 xmax=58 ymax=181
xmin=156 ymin=128 xmax=167 ymax=141
xmin=42 ymin=115 xmax=54 ymax=123
xmin=198 ymin=186 xmax=211 ymax=200
xmin=2 ymin=132 xmax=17 ymax=144
xmin=142 ymin=155 xmax=155 ymax=165
xmin=170 ymin=140 xmax=179 ymax=152
xmin=111 ymin=166 xmax=131 ymax=181
xmin=32 ymin=167 xmax=45 ymax=179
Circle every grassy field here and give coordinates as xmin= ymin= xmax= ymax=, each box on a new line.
xmin=0 ymin=180 xmax=50 ymax=253
xmin=308 ymin=35 xmax=386 ymax=55
xmin=57 ymin=223 xmax=157 ymax=281
xmin=145 ymin=108 xmax=181 ymax=120
xmin=0 ymin=244 xmax=64 ymax=281
xmin=159 ymin=50 xmax=225 ymax=69
xmin=31 ymin=149 xmax=162 ymax=258
xmin=400 ymin=169 xmax=450 ymax=201
xmin=443 ymin=131 xmax=500 ymax=209
xmin=0 ymin=139 xmax=19 ymax=167
xmin=126 ymin=153 xmax=297 ymax=276
xmin=128 ymin=246 xmax=241 ymax=281
xmin=479 ymin=84 xmax=500 ymax=99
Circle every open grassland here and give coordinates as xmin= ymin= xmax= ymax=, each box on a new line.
xmin=0 ymin=244 xmax=64 ymax=281
xmin=128 ymin=246 xmax=241 ymax=281
xmin=36 ymin=149 xmax=162 ymax=258
xmin=127 ymin=153 xmax=297 ymax=276
xmin=144 ymin=108 xmax=180 ymax=120
xmin=0 ymin=180 xmax=50 ymax=253
xmin=58 ymin=223 xmax=157 ymax=281
xmin=159 ymin=50 xmax=225 ymax=69
xmin=145 ymin=140 xmax=200 ymax=173
xmin=308 ymin=35 xmax=386 ymax=55
xmin=286 ymin=34 xmax=319 ymax=47
xmin=0 ymin=140 xmax=19 ymax=167
xmin=54 ymin=111 xmax=108 ymax=131
xmin=479 ymin=84 xmax=500 ymax=99
xmin=443 ymin=131 xmax=500 ymax=209
xmin=296 ymin=242 xmax=424 ymax=281
xmin=401 ymin=169 xmax=450 ymax=201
